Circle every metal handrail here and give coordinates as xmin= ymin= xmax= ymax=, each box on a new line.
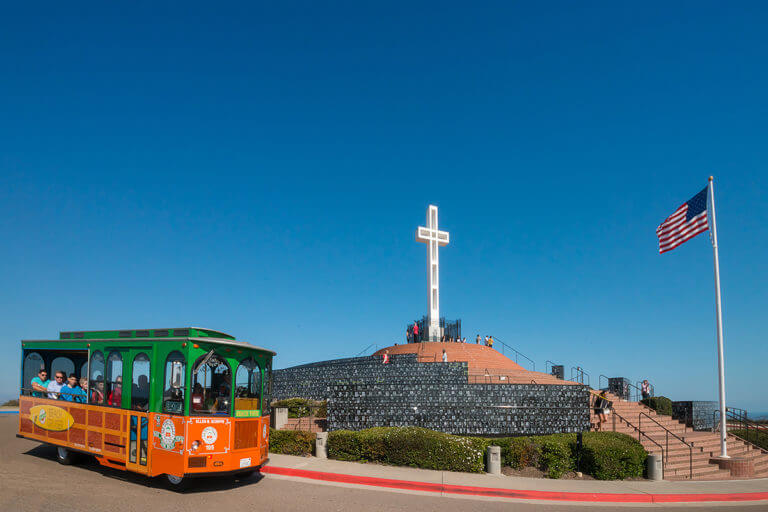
xmin=635 ymin=380 xmax=655 ymax=398
xmin=612 ymin=411 xmax=666 ymax=479
xmin=728 ymin=406 xmax=749 ymax=420
xmin=639 ymin=412 xmax=694 ymax=479
xmin=355 ymin=343 xmax=376 ymax=357
xmin=570 ymin=367 xmax=590 ymax=386
xmin=715 ymin=407 xmax=768 ymax=452
xmin=623 ymin=381 xmax=644 ymax=402
xmin=597 ymin=377 xmax=644 ymax=402
xmin=589 ymin=391 xmax=665 ymax=478
xmin=490 ymin=336 xmax=535 ymax=371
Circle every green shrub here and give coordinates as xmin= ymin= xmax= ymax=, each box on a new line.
xmin=640 ymin=396 xmax=673 ymax=416
xmin=493 ymin=437 xmax=540 ymax=469
xmin=328 ymin=426 xmax=488 ymax=473
xmin=536 ymin=434 xmax=576 ymax=478
xmin=731 ymin=429 xmax=768 ymax=451
xmin=580 ymin=432 xmax=646 ymax=480
xmin=269 ymin=429 xmax=316 ymax=456
xmin=271 ymin=398 xmax=327 ymax=418
xmin=488 ymin=432 xmax=646 ymax=480
xmin=328 ymin=428 xmax=647 ymax=480
xmin=1 ymin=399 xmax=19 ymax=407
xmin=327 ymin=430 xmax=362 ymax=461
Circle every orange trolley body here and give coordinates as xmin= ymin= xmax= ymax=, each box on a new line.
xmin=17 ymin=327 xmax=275 ymax=487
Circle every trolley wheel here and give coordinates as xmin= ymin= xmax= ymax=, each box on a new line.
xmin=56 ymin=446 xmax=74 ymax=465
xmin=165 ymin=473 xmax=189 ymax=491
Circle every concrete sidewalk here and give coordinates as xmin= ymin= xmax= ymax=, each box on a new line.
xmin=264 ymin=454 xmax=768 ymax=503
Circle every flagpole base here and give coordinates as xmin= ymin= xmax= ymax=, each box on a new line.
xmin=710 ymin=456 xmax=753 ymax=477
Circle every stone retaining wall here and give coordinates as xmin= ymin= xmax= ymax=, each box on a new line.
xmin=272 ymin=353 xmax=590 ymax=436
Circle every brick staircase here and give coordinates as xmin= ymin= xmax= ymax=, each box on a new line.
xmin=374 ymin=342 xmax=579 ymax=385
xmin=592 ymin=391 xmax=768 ymax=480
xmin=372 ymin=343 xmax=768 ymax=480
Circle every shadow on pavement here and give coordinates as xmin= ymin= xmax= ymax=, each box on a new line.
xmin=22 ymin=443 xmax=265 ymax=492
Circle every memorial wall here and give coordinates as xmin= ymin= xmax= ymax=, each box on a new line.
xmin=273 ymin=353 xmax=590 ymax=436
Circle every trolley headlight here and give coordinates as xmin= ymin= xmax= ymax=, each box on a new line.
xmin=191 ymin=440 xmax=200 ymax=451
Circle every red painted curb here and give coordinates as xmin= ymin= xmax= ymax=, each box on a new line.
xmin=261 ymin=466 xmax=768 ymax=503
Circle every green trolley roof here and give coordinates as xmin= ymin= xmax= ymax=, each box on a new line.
xmin=58 ymin=327 xmax=236 ymax=341
xmin=20 ymin=327 xmax=276 ymax=355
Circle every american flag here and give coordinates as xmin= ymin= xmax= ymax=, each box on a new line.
xmin=656 ymin=187 xmax=709 ymax=254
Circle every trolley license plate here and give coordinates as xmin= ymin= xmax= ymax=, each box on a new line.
xmin=239 ymin=457 xmax=251 ymax=468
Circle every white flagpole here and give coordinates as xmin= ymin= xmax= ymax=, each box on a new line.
xmin=709 ymin=176 xmax=728 ymax=458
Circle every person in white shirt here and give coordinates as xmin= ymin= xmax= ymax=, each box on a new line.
xmin=442 ymin=349 xmax=448 ymax=363
xmin=47 ymin=371 xmax=66 ymax=399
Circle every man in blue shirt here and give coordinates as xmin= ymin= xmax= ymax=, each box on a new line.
xmin=59 ymin=374 xmax=85 ymax=402
xmin=31 ymin=369 xmax=50 ymax=397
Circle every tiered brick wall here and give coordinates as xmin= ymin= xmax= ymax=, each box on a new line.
xmin=273 ymin=354 xmax=590 ymax=436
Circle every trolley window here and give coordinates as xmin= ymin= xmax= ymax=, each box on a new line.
xmin=51 ymin=357 xmax=74 ymax=381
xmin=234 ymin=358 xmax=261 ymax=417
xmin=89 ymin=351 xmax=105 ymax=405
xmin=191 ymin=351 xmax=231 ymax=416
xmin=23 ymin=352 xmax=45 ymax=397
xmin=162 ymin=351 xmax=186 ymax=415
xmin=106 ymin=351 xmax=123 ymax=407
xmin=131 ymin=353 xmax=150 ymax=411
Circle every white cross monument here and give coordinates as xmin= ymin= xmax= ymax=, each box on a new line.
xmin=416 ymin=205 xmax=450 ymax=342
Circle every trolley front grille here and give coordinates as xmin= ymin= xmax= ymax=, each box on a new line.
xmin=188 ymin=456 xmax=207 ymax=468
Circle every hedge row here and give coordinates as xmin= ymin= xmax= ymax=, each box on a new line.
xmin=271 ymin=398 xmax=328 ymax=418
xmin=328 ymin=427 xmax=487 ymax=473
xmin=325 ymin=427 xmax=646 ymax=479
xmin=640 ymin=396 xmax=673 ymax=416
xmin=579 ymin=432 xmax=647 ymax=480
xmin=731 ymin=429 xmax=768 ymax=451
xmin=493 ymin=432 xmax=646 ymax=479
xmin=269 ymin=429 xmax=316 ymax=456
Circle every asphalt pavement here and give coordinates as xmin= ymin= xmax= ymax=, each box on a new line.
xmin=2 ymin=416 xmax=767 ymax=512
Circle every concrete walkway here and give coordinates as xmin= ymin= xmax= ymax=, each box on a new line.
xmin=264 ymin=454 xmax=768 ymax=503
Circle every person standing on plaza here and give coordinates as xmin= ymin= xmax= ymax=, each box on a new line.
xmin=413 ymin=321 xmax=419 ymax=342
xmin=641 ymin=380 xmax=651 ymax=400
xmin=442 ymin=349 xmax=448 ymax=363
xmin=488 ymin=336 xmax=494 ymax=349
xmin=476 ymin=334 xmax=480 ymax=344
xmin=382 ymin=350 xmax=390 ymax=364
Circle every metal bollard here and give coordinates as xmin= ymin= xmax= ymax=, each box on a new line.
xmin=486 ymin=445 xmax=501 ymax=475
xmin=315 ymin=432 xmax=328 ymax=459
xmin=647 ymin=453 xmax=663 ymax=481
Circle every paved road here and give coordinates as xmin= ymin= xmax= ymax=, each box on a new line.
xmin=1 ymin=417 xmax=764 ymax=511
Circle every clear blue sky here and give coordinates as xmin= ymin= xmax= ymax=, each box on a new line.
xmin=2 ymin=2 xmax=767 ymax=411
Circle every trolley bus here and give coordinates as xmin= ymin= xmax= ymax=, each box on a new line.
xmin=17 ymin=327 xmax=275 ymax=488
